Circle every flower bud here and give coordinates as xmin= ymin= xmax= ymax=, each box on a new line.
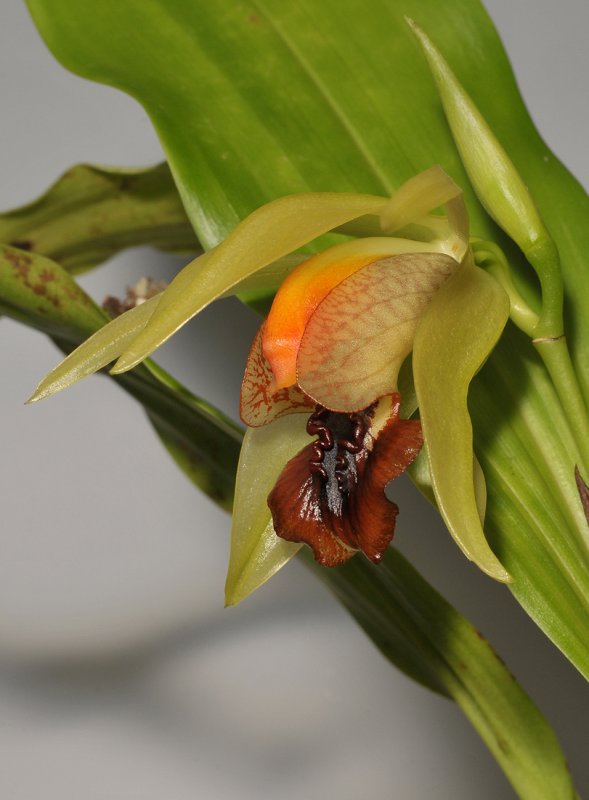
xmin=408 ymin=19 xmax=547 ymax=252
xmin=408 ymin=18 xmax=563 ymax=338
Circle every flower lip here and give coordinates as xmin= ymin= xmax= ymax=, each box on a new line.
xmin=267 ymin=394 xmax=423 ymax=567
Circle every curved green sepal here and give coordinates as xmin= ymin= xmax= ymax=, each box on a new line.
xmin=28 ymin=295 xmax=160 ymax=402
xmin=111 ymin=192 xmax=387 ymax=373
xmin=413 ymin=261 xmax=510 ymax=580
xmin=226 ymin=414 xmax=311 ymax=606
xmin=409 ymin=449 xmax=487 ymax=524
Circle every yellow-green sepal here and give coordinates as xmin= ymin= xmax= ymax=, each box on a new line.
xmin=112 ymin=192 xmax=388 ymax=373
xmin=225 ymin=414 xmax=311 ymax=606
xmin=28 ymin=294 xmax=160 ymax=402
xmin=413 ymin=259 xmax=510 ymax=581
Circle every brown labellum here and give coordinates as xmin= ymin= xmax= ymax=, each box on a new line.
xmin=267 ymin=393 xmax=423 ymax=567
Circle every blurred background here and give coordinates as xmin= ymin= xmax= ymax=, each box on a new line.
xmin=1 ymin=1 xmax=588 ymax=797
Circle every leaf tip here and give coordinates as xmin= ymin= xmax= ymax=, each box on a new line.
xmin=26 ymin=382 xmax=52 ymax=404
xmin=223 ymin=587 xmax=240 ymax=608
xmin=109 ymin=355 xmax=138 ymax=375
xmin=478 ymin=554 xmax=511 ymax=583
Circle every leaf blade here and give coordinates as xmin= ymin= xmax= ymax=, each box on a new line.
xmin=0 ymin=163 xmax=197 ymax=275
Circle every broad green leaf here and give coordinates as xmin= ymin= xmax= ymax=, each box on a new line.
xmin=225 ymin=414 xmax=310 ymax=606
xmin=26 ymin=0 xmax=589 ymax=678
xmin=0 ymin=163 xmax=197 ymax=275
xmin=471 ymin=326 xmax=589 ymax=671
xmin=413 ymin=261 xmax=510 ymax=580
xmin=25 ymin=0 xmax=589 ymax=384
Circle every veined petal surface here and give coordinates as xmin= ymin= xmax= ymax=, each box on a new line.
xmin=297 ymin=252 xmax=456 ymax=412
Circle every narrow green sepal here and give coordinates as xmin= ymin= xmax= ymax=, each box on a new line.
xmin=413 ymin=259 xmax=511 ymax=580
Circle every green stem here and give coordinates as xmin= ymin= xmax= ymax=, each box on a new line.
xmin=534 ymin=336 xmax=589 ymax=477
xmin=526 ymin=238 xmax=564 ymax=341
xmin=473 ymin=239 xmax=589 ymax=487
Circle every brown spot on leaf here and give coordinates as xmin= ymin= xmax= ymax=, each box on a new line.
xmin=39 ymin=269 xmax=56 ymax=284
xmin=117 ymin=174 xmax=134 ymax=192
xmin=575 ymin=466 xmax=589 ymax=525
xmin=4 ymin=249 xmax=32 ymax=278
xmin=9 ymin=239 xmax=33 ymax=251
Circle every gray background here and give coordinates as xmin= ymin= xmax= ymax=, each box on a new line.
xmin=1 ymin=1 xmax=588 ymax=798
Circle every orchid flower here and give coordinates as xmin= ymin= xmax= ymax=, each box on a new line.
xmin=30 ymin=166 xmax=510 ymax=604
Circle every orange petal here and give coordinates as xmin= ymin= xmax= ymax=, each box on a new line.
xmin=296 ymin=252 xmax=456 ymax=412
xmin=240 ymin=322 xmax=314 ymax=427
xmin=262 ymin=238 xmax=416 ymax=392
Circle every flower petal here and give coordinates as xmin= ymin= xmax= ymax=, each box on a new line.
xmin=380 ymin=164 xmax=459 ymax=233
xmin=267 ymin=439 xmax=357 ymax=567
xmin=413 ymin=260 xmax=510 ymax=580
xmin=240 ymin=322 xmax=314 ymax=427
xmin=225 ymin=413 xmax=311 ymax=606
xmin=268 ymin=395 xmax=422 ymax=566
xmin=263 ymin=236 xmax=446 ymax=391
xmin=296 ymin=252 xmax=456 ymax=412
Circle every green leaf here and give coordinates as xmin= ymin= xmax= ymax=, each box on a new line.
xmin=471 ymin=326 xmax=589 ymax=674
xmin=0 ymin=243 xmax=107 ymax=341
xmin=0 ymin=163 xmax=198 ymax=275
xmin=315 ymin=548 xmax=576 ymax=800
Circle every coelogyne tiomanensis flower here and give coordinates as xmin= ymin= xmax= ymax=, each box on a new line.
xmin=30 ymin=166 xmax=511 ymax=605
